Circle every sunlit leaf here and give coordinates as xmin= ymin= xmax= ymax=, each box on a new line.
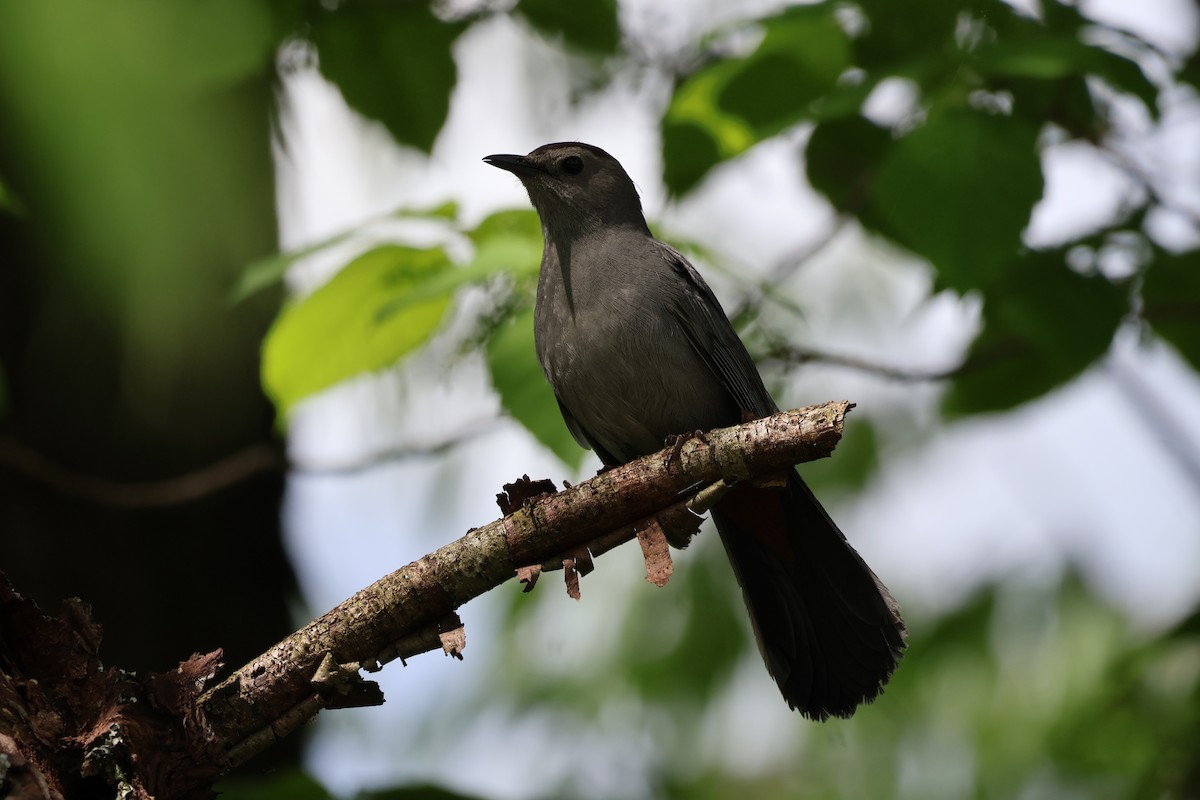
xmin=466 ymin=208 xmax=541 ymax=247
xmin=486 ymin=309 xmax=585 ymax=468
xmin=263 ymin=245 xmax=454 ymax=416
xmin=234 ymin=235 xmax=354 ymax=304
xmin=311 ymin=3 xmax=467 ymax=151
xmin=516 ymin=0 xmax=620 ymax=55
xmin=662 ymin=4 xmax=849 ymax=195
xmin=232 ymin=203 xmax=463 ymax=303
xmin=459 ymin=208 xmax=544 ymax=288
xmin=874 ymin=108 xmax=1043 ymax=292
xmin=662 ymin=67 xmax=757 ymax=196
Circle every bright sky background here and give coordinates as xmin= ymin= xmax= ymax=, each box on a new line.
xmin=271 ymin=1 xmax=1200 ymax=796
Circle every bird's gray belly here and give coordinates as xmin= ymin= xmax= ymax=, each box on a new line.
xmin=537 ymin=306 xmax=738 ymax=464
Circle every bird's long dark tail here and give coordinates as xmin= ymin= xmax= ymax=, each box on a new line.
xmin=711 ymin=472 xmax=906 ymax=719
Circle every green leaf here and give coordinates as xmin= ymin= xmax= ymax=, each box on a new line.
xmin=662 ymin=4 xmax=849 ymax=195
xmin=458 ymin=207 xmax=544 ymax=286
xmin=661 ymin=118 xmax=728 ymax=197
xmin=235 ymin=235 xmax=353 ymax=304
xmin=466 ymin=207 xmax=541 ymax=247
xmin=1142 ymin=249 xmax=1200 ymax=371
xmin=973 ymin=36 xmax=1158 ymax=117
xmin=807 ymin=74 xmax=882 ymax=122
xmin=486 ymin=310 xmax=585 ymax=469
xmin=263 ymin=245 xmax=454 ymax=416
xmin=371 ymin=227 xmax=543 ymax=322
xmin=232 ymin=203 xmax=463 ymax=303
xmin=999 ymin=74 xmax=1099 ymax=139
xmin=311 ymin=3 xmax=467 ymax=152
xmin=1180 ymin=43 xmax=1200 ymax=92
xmin=873 ymin=108 xmax=1043 ymax=292
xmin=974 ymin=37 xmax=1105 ymax=80
xmin=515 ymin=0 xmax=620 ymax=55
xmin=806 ymin=115 xmax=891 ymax=218
xmin=944 ymin=250 xmax=1127 ymax=414
xmin=716 ymin=5 xmax=850 ymax=132
xmin=852 ymin=0 xmax=965 ymax=70
xmin=1084 ymin=47 xmax=1159 ymax=118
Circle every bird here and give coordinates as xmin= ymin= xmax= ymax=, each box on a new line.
xmin=484 ymin=141 xmax=906 ymax=719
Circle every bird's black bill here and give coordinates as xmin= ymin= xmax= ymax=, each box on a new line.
xmin=483 ymin=153 xmax=544 ymax=177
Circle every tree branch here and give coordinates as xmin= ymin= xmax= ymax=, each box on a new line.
xmin=0 ymin=402 xmax=852 ymax=799
xmin=197 ymin=402 xmax=851 ymax=764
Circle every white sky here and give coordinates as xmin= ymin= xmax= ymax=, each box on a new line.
xmin=272 ymin=1 xmax=1200 ymax=796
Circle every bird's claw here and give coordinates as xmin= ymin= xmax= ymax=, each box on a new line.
xmin=665 ymin=429 xmax=707 ymax=466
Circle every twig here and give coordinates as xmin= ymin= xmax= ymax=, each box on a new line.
xmin=761 ymin=342 xmax=968 ymax=382
xmin=292 ymin=417 xmax=508 ymax=476
xmin=0 ymin=439 xmax=284 ymax=509
xmin=0 ymin=417 xmax=508 ymax=507
xmin=726 ymin=217 xmax=850 ymax=324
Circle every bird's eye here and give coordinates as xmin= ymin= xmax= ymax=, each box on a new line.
xmin=561 ymin=155 xmax=584 ymax=175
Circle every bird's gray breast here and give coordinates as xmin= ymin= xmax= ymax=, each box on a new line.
xmin=534 ymin=237 xmax=738 ymax=464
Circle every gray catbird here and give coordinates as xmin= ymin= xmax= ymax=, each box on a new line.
xmin=485 ymin=142 xmax=906 ymax=719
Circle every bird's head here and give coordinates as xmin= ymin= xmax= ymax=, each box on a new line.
xmin=484 ymin=142 xmax=648 ymax=234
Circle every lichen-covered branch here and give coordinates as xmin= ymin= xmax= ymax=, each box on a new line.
xmin=0 ymin=402 xmax=851 ymax=799
xmin=198 ymin=401 xmax=851 ymax=767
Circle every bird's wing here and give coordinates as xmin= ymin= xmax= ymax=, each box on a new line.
xmin=554 ymin=393 xmax=622 ymax=466
xmin=657 ymin=244 xmax=779 ymax=419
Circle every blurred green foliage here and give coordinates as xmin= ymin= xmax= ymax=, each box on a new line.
xmin=0 ymin=0 xmax=284 ymax=452
xmin=4 ymin=0 xmax=1196 ymax=797
xmin=254 ymin=0 xmax=1197 ymax=448
xmin=232 ymin=0 xmax=1196 ymax=797
xmin=495 ymin=501 xmax=1194 ymax=797
xmin=477 ymin=560 xmax=1200 ymax=799
xmin=665 ymin=5 xmax=851 ymax=193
